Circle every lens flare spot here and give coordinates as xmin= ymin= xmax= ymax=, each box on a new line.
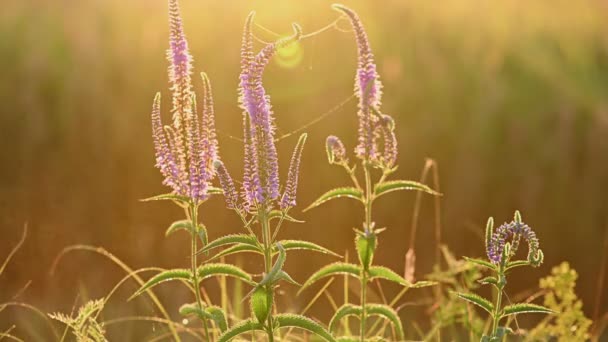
xmin=275 ymin=40 xmax=303 ymax=69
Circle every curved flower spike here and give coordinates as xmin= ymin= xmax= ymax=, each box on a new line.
xmin=214 ymin=160 xmax=239 ymax=210
xmin=238 ymin=14 xmax=302 ymax=209
xmin=326 ymin=135 xmax=347 ymax=165
xmin=280 ymin=134 xmax=308 ymax=210
xmin=333 ymin=4 xmax=383 ymax=162
xmin=487 ymin=214 xmax=542 ymax=267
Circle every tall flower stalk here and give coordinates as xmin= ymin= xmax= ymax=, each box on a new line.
xmin=131 ymin=1 xmax=252 ymax=340
xmin=201 ymin=12 xmax=339 ymax=342
xmin=458 ymin=211 xmax=552 ymax=341
xmin=299 ymin=4 xmax=438 ymax=341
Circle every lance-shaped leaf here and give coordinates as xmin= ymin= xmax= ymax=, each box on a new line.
xmin=355 ymin=232 xmax=376 ymax=270
xmin=463 ymin=256 xmax=496 ymax=270
xmin=268 ymin=210 xmax=304 ymax=223
xmin=274 ymin=240 xmax=341 ymax=258
xmin=367 ymin=266 xmax=411 ymax=286
xmin=129 ymin=269 xmax=191 ymax=300
xmin=303 ymin=187 xmax=364 ymax=212
xmin=329 ymin=304 xmax=361 ymax=332
xmin=335 ymin=338 xmax=359 ymax=342
xmin=198 ymin=234 xmax=258 ymax=255
xmin=275 ymin=314 xmax=336 ymax=342
xmin=217 ymin=319 xmax=264 ymax=342
xmin=208 ymin=243 xmax=263 ymax=262
xmin=455 ymin=292 xmax=494 ymax=315
xmin=179 ymin=303 xmax=228 ymax=332
xmin=245 ymin=244 xmax=287 ymax=299
xmin=298 ymin=262 xmax=361 ymax=294
xmin=367 ymin=304 xmax=404 ymax=340
xmin=373 ymin=180 xmax=440 ymax=200
xmin=275 ymin=270 xmax=300 ymax=286
xmin=165 ymin=219 xmax=193 ymax=236
xmin=207 ymin=186 xmax=223 ymax=195
xmin=140 ymin=192 xmax=190 ymax=203
xmin=250 ymin=287 xmax=271 ymax=324
xmin=501 ymin=303 xmax=553 ymax=317
xmin=505 ymin=260 xmax=530 ymax=271
xmin=197 ymin=263 xmax=253 ymax=284
xmin=478 ymin=276 xmax=499 ymax=287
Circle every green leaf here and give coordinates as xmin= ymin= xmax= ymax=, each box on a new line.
xmin=165 ymin=220 xmax=194 ymax=236
xmin=197 ymin=225 xmax=208 ymax=249
xmin=275 ymin=314 xmax=336 ymax=342
xmin=303 ymin=187 xmax=364 ymax=212
xmin=275 ymin=270 xmax=300 ymax=286
xmin=463 ymin=256 xmax=496 ymax=270
xmin=268 ymin=210 xmax=304 ymax=223
xmin=140 ymin=193 xmax=190 ymax=203
xmin=502 ymin=303 xmax=553 ymax=317
xmin=367 ymin=304 xmax=404 ymax=340
xmin=329 ymin=304 xmax=361 ymax=332
xmin=275 ymin=240 xmax=341 ymax=258
xmin=217 ymin=319 xmax=264 ymax=342
xmin=505 ymin=260 xmax=530 ymax=271
xmin=250 ymin=287 xmax=271 ymax=324
xmin=206 ymin=306 xmax=228 ymax=332
xmin=208 ymin=244 xmax=263 ymax=262
xmin=197 ymin=263 xmax=253 ymax=285
xmin=199 ymin=234 xmax=258 ymax=254
xmin=496 ymin=326 xmax=514 ymax=339
xmin=373 ymin=180 xmax=440 ymax=199
xmin=129 ymin=269 xmax=191 ymax=300
xmin=367 ymin=266 xmax=411 ymax=286
xmin=298 ymin=262 xmax=360 ymax=294
xmin=355 ymin=233 xmax=376 ymax=270
xmin=260 ymin=243 xmax=286 ymax=287
xmin=410 ymin=280 xmax=438 ymax=288
xmin=478 ymin=276 xmax=499 ymax=286
xmin=455 ymin=292 xmax=494 ymax=315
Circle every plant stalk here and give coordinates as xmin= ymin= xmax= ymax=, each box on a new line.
xmin=189 ymin=204 xmax=210 ymax=341
xmin=360 ymin=163 xmax=374 ymax=342
xmin=260 ymin=206 xmax=275 ymax=342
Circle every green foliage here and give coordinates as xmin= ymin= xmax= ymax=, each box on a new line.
xmin=373 ymin=180 xmax=439 ymax=199
xmin=455 ymin=292 xmax=495 ymax=315
xmin=49 ymin=299 xmax=107 ymax=342
xmin=463 ymin=256 xmax=496 ymax=271
xmin=366 ymin=304 xmax=404 ymax=340
xmin=250 ymin=287 xmax=271 ymax=324
xmin=129 ymin=268 xmax=191 ymax=299
xmin=298 ymin=262 xmax=361 ymax=293
xmin=207 ymin=243 xmax=263 ymax=261
xmin=274 ymin=314 xmax=336 ymax=342
xmin=179 ymin=303 xmax=228 ymax=332
xmin=217 ymin=319 xmax=264 ymax=342
xmin=200 ymin=234 xmax=259 ymax=254
xmin=276 ymin=240 xmax=341 ymax=257
xmin=526 ymin=262 xmax=592 ymax=341
xmin=197 ymin=263 xmax=254 ymax=284
xmin=502 ymin=303 xmax=553 ymax=316
xmin=303 ymin=187 xmax=364 ymax=212
xmin=355 ymin=232 xmax=376 ymax=270
xmin=329 ymin=304 xmax=362 ymax=332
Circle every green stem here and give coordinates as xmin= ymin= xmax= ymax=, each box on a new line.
xmin=189 ymin=204 xmax=210 ymax=341
xmin=491 ymin=268 xmax=505 ymax=339
xmin=360 ymin=164 xmax=373 ymax=342
xmin=260 ymin=207 xmax=275 ymax=342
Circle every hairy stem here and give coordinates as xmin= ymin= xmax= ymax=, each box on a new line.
xmin=360 ymin=163 xmax=374 ymax=341
xmin=189 ymin=204 xmax=210 ymax=341
xmin=491 ymin=268 xmax=505 ymax=339
xmin=260 ymin=206 xmax=275 ymax=342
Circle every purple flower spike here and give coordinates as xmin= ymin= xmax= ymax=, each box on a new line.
xmin=238 ymin=14 xmax=302 ymax=208
xmin=214 ymin=160 xmax=239 ymax=210
xmin=377 ymin=114 xmax=397 ymax=169
xmin=280 ymin=134 xmax=307 ymax=210
xmin=167 ymin=0 xmax=193 ymax=184
xmin=333 ymin=4 xmax=383 ymax=162
xmin=326 ymin=135 xmax=347 ymax=165
xmin=487 ymin=219 xmax=542 ymax=266
xmin=149 ymin=0 xmax=220 ymax=203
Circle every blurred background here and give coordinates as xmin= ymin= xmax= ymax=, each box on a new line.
xmin=1 ymin=0 xmax=608 ymax=339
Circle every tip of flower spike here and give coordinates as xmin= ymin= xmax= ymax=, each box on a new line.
xmin=213 ymin=159 xmax=223 ymax=169
xmin=292 ymin=23 xmax=303 ymax=39
xmin=331 ymin=3 xmax=350 ymax=13
xmin=245 ymin=11 xmax=256 ymax=25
